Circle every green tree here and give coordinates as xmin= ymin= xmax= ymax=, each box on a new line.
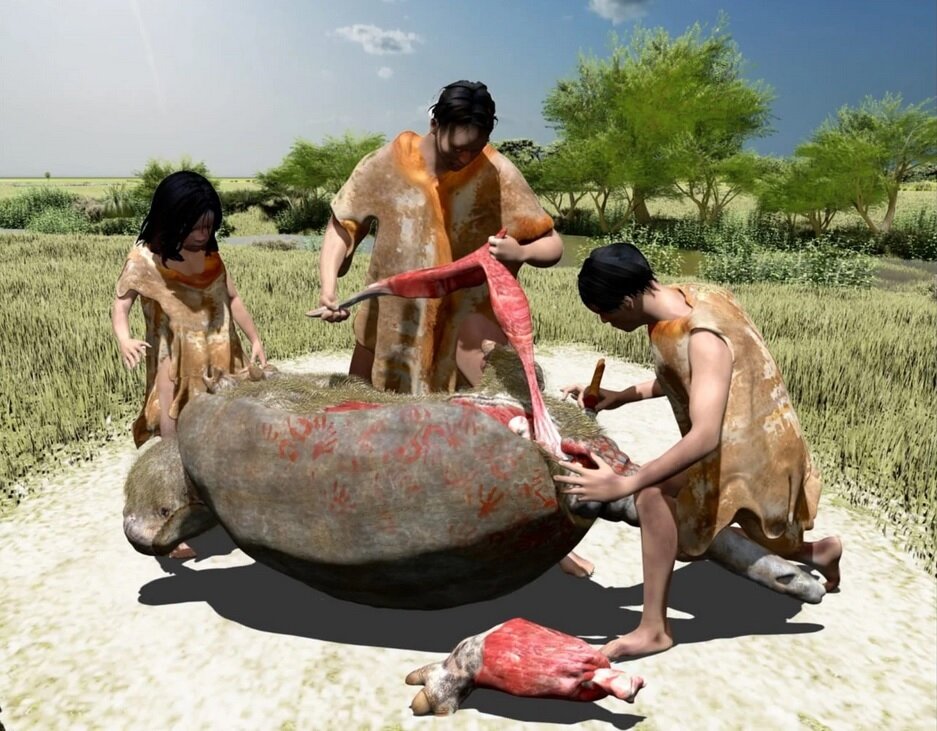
xmin=495 ymin=138 xmax=595 ymax=225
xmin=494 ymin=138 xmax=547 ymax=196
xmin=544 ymin=20 xmax=772 ymax=229
xmin=133 ymin=156 xmax=217 ymax=203
xmin=539 ymin=139 xmax=598 ymax=223
xmin=257 ymin=132 xmax=385 ymax=203
xmin=829 ymin=94 xmax=937 ymax=234
xmin=758 ymin=156 xmax=856 ymax=237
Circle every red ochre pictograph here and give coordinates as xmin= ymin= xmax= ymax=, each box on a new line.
xmin=477 ymin=484 xmax=506 ymax=518
xmin=329 ymin=481 xmax=356 ymax=514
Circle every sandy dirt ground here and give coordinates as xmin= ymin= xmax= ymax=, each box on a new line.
xmin=1 ymin=345 xmax=935 ymax=731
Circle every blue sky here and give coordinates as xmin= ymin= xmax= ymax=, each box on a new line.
xmin=1 ymin=0 xmax=934 ymax=176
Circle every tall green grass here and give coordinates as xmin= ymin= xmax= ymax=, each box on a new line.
xmin=0 ymin=234 xmax=365 ymax=507
xmin=1 ymin=233 xmax=934 ymax=571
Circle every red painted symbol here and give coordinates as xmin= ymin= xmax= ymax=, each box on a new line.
xmin=329 ymin=482 xmax=355 ymax=513
xmin=278 ymin=439 xmax=298 ymax=463
xmin=478 ymin=484 xmax=505 ymax=518
xmin=287 ymin=416 xmax=313 ymax=441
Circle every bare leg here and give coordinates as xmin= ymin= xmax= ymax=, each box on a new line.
xmin=591 ymin=668 xmax=646 ymax=703
xmin=349 ymin=342 xmax=374 ymax=383
xmin=455 ymin=312 xmax=507 ymax=387
xmin=602 ymin=473 xmax=686 ymax=660
xmin=156 ymin=358 xmax=193 ymax=560
xmin=156 ymin=356 xmax=176 ymax=440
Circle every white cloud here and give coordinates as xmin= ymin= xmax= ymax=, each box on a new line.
xmin=333 ymin=24 xmax=422 ymax=55
xmin=377 ymin=66 xmax=394 ymax=79
xmin=588 ymin=0 xmax=650 ymax=24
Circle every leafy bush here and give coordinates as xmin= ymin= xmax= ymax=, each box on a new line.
xmin=700 ymin=237 xmax=875 ymax=287
xmin=24 ymin=207 xmax=92 ymax=234
xmin=132 ymin=157 xmax=218 ymax=203
xmin=880 ymin=210 xmax=937 ymax=260
xmin=89 ymin=217 xmax=143 ymax=236
xmin=554 ymin=208 xmax=603 ymax=236
xmin=0 ymin=188 xmax=78 ymax=228
xmin=102 ymin=183 xmax=144 ymax=219
xmin=219 ymin=189 xmax=270 ymax=213
xmin=588 ymin=227 xmax=683 ymax=277
xmin=274 ymin=196 xmax=331 ymax=234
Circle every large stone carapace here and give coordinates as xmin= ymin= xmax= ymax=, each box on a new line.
xmin=174 ymin=351 xmax=608 ymax=609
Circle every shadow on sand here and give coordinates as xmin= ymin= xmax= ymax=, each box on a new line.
xmin=140 ymin=525 xmax=822 ymax=726
xmin=143 ymin=525 xmax=823 ymax=653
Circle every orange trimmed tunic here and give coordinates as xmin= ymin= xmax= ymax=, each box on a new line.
xmin=330 ymin=131 xmax=554 ymax=394
xmin=649 ymin=283 xmax=822 ymax=557
xmin=115 ymin=243 xmax=246 ymax=447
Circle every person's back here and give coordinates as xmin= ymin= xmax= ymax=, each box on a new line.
xmin=647 ymin=282 xmax=821 ymax=557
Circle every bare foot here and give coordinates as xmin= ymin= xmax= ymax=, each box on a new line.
xmin=559 ymin=551 xmax=594 ymax=578
xmin=602 ymin=627 xmax=673 ymax=660
xmin=812 ymin=536 xmax=843 ymax=592
xmin=168 ymin=542 xmax=196 ymax=560
xmin=592 ymin=668 xmax=646 ymax=702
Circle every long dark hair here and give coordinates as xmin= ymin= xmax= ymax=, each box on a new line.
xmin=578 ymin=242 xmax=657 ymax=312
xmin=138 ymin=171 xmax=222 ymax=263
xmin=429 ymin=80 xmax=497 ymax=135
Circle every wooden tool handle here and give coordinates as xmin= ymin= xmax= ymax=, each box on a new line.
xmin=582 ymin=358 xmax=606 ymax=411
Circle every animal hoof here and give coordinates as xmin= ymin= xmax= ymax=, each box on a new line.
xmin=405 ymin=667 xmax=427 ymax=686
xmin=409 ymin=689 xmax=432 ymax=716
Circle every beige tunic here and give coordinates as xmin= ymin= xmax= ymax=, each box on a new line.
xmin=115 ymin=243 xmax=246 ymax=447
xmin=331 ymin=131 xmax=554 ymax=394
xmin=649 ymin=283 xmax=821 ymax=557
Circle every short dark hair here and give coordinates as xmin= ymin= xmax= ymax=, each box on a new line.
xmin=138 ymin=171 xmax=222 ymax=263
xmin=577 ymin=242 xmax=657 ymax=312
xmin=429 ymin=80 xmax=497 ymax=135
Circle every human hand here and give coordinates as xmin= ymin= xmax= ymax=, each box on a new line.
xmin=316 ymin=291 xmax=350 ymax=323
xmin=249 ymin=339 xmax=267 ymax=367
xmin=487 ymin=233 xmax=526 ymax=263
xmin=118 ymin=338 xmax=149 ymax=369
xmin=559 ymin=384 xmax=620 ymax=412
xmin=554 ymin=451 xmax=636 ymax=503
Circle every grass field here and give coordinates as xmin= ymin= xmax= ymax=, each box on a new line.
xmin=0 ymin=177 xmax=260 ymax=201
xmin=1 ymin=231 xmax=934 ymax=571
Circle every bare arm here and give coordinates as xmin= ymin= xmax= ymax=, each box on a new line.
xmin=619 ymin=331 xmax=731 ymax=490
xmin=488 ymin=228 xmax=563 ymax=268
xmin=557 ymin=330 xmax=732 ymax=501
xmin=317 ymin=214 xmax=358 ymax=322
xmin=111 ymin=291 xmax=149 ymax=369
xmin=517 ymin=228 xmax=564 ymax=267
xmin=227 ymin=272 xmax=267 ymax=365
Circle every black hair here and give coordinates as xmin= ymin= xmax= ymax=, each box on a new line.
xmin=429 ymin=80 xmax=497 ymax=135
xmin=577 ymin=242 xmax=657 ymax=312
xmin=138 ymin=171 xmax=222 ymax=263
